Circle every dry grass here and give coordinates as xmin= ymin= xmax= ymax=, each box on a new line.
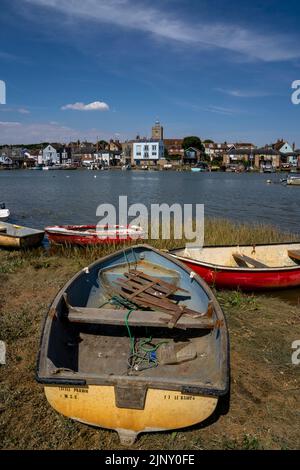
xmin=0 ymin=218 xmax=299 ymax=450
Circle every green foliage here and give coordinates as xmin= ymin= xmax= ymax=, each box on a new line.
xmin=182 ymin=136 xmax=204 ymax=152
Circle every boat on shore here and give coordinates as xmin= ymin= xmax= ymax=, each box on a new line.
xmin=45 ymin=224 xmax=145 ymax=246
xmin=170 ymin=242 xmax=300 ymax=291
xmin=0 ymin=202 xmax=10 ymax=221
xmin=36 ymin=245 xmax=229 ymax=444
xmin=0 ymin=222 xmax=44 ymax=249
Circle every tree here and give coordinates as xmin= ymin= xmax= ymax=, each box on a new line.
xmin=182 ymin=136 xmax=204 ymax=153
xmin=164 ymin=147 xmax=169 ymax=159
xmin=97 ymin=140 xmax=108 ymax=150
xmin=203 ymin=139 xmax=214 ymax=144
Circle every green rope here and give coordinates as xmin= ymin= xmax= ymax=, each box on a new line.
xmin=138 ymin=337 xmax=168 ymax=353
xmin=125 ymin=308 xmax=136 ymax=354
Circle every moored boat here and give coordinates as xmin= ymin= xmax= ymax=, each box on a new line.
xmin=0 ymin=222 xmax=44 ymax=249
xmin=287 ymin=175 xmax=300 ymax=186
xmin=170 ymin=243 xmax=300 ymax=291
xmin=45 ymin=224 xmax=145 ymax=246
xmin=0 ymin=202 xmax=10 ymax=221
xmin=36 ymin=245 xmax=229 ymax=444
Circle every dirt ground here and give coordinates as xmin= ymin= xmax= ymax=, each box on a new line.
xmin=0 ymin=248 xmax=299 ymax=450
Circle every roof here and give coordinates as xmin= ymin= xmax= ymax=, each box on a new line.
xmin=227 ymin=149 xmax=253 ymax=155
xmin=273 ymin=140 xmax=287 ymax=151
xmin=185 ymin=147 xmax=201 ymax=152
xmin=254 ymin=148 xmax=280 ymax=155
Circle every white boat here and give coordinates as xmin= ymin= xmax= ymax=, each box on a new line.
xmin=287 ymin=175 xmax=300 ymax=186
xmin=0 ymin=202 xmax=10 ymax=221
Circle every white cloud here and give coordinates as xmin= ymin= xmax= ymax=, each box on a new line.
xmin=61 ymin=101 xmax=109 ymax=111
xmin=205 ymin=105 xmax=237 ymax=116
xmin=0 ymin=121 xmax=115 ymax=144
xmin=18 ymin=107 xmax=31 ymax=114
xmin=23 ymin=0 xmax=300 ymax=62
xmin=0 ymin=121 xmax=21 ymax=127
xmin=215 ymin=88 xmax=271 ymax=98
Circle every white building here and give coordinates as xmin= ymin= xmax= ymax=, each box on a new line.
xmin=133 ymin=140 xmax=164 ymax=165
xmin=42 ymin=145 xmax=59 ymax=165
xmin=41 ymin=145 xmax=70 ymax=165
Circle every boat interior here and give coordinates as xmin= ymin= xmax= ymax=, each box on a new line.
xmin=175 ymin=243 xmax=300 ymax=269
xmin=39 ymin=247 xmax=227 ymax=396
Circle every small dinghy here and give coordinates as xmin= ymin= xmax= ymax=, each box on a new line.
xmin=287 ymin=175 xmax=300 ymax=186
xmin=0 ymin=222 xmax=44 ymax=249
xmin=0 ymin=202 xmax=10 ymax=221
xmin=45 ymin=224 xmax=145 ymax=246
xmin=170 ymin=242 xmax=300 ymax=290
xmin=36 ymin=245 xmax=229 ymax=444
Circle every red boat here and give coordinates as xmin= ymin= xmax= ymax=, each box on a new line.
xmin=170 ymin=243 xmax=300 ymax=291
xmin=45 ymin=224 xmax=144 ymax=246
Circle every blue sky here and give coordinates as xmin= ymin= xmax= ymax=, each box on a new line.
xmin=1 ymin=0 xmax=300 ymax=145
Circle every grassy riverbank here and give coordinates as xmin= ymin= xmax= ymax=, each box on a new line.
xmin=0 ymin=219 xmax=299 ymax=450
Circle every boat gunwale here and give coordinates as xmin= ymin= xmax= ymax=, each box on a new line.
xmin=170 ymin=242 xmax=300 ymax=273
xmin=36 ymin=244 xmax=230 ymax=397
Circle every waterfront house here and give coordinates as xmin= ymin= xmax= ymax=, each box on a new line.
xmin=204 ymin=142 xmax=232 ymax=161
xmin=0 ymin=154 xmax=13 ymax=167
xmin=42 ymin=144 xmax=72 ymax=165
xmin=224 ymin=148 xmax=253 ymax=167
xmin=95 ymin=150 xmax=122 ymax=167
xmin=254 ymin=148 xmax=280 ymax=170
xmin=132 ymin=139 xmax=164 ymax=166
xmin=42 ymin=144 xmax=59 ymax=165
xmin=0 ymin=146 xmax=25 ymax=168
xmin=121 ymin=141 xmax=134 ymax=164
xmin=183 ymin=147 xmax=202 ymax=164
xmin=271 ymin=139 xmax=298 ymax=168
xmin=164 ymin=139 xmax=184 ymax=159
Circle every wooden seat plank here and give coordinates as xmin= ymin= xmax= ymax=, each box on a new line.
xmin=288 ymin=250 xmax=300 ymax=262
xmin=66 ymin=306 xmax=215 ymax=330
xmin=233 ymin=253 xmax=268 ymax=269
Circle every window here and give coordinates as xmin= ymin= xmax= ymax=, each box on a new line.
xmin=152 ymin=145 xmax=157 ymax=151
xmin=144 ymin=145 xmax=149 ymax=151
xmin=144 ymin=153 xmax=149 ymax=158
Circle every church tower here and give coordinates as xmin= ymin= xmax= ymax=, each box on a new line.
xmin=152 ymin=120 xmax=164 ymax=140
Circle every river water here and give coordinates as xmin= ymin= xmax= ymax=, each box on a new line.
xmin=0 ymin=169 xmax=299 ymax=232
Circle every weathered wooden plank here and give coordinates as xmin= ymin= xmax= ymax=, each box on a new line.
xmin=128 ymin=270 xmax=188 ymax=293
xmin=67 ymin=306 xmax=215 ymax=329
xmin=233 ymin=253 xmax=268 ymax=269
xmin=288 ymin=250 xmax=300 ymax=262
xmin=124 ymin=272 xmax=176 ymax=295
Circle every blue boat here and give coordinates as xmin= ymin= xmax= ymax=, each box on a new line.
xmin=191 ymin=161 xmax=209 ymax=172
xmin=37 ymin=244 xmax=229 ymax=444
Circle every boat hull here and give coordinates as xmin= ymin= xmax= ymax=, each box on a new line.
xmin=46 ymin=225 xmax=144 ymax=246
xmin=171 ymin=244 xmax=300 ymax=291
xmin=44 ymin=385 xmax=217 ymax=444
xmin=0 ymin=223 xmax=44 ymax=249
xmin=176 ymin=259 xmax=300 ymax=290
xmin=0 ymin=209 xmax=10 ymax=221
xmin=287 ymin=178 xmax=300 ymax=185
